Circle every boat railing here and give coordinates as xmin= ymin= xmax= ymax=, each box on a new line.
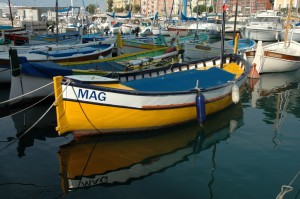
xmin=105 ymin=54 xmax=248 ymax=82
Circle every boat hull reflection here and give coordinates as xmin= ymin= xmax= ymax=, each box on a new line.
xmin=58 ymin=102 xmax=244 ymax=193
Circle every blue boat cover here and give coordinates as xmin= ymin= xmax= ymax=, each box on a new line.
xmin=29 ymin=44 xmax=111 ymax=57
xmin=226 ymin=39 xmax=256 ymax=50
xmin=19 ymin=57 xmax=126 ymax=78
xmin=123 ymin=67 xmax=235 ymax=92
xmin=19 ymin=57 xmax=72 ymax=78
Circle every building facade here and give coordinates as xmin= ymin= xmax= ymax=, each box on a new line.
xmin=273 ymin=0 xmax=298 ymax=10
xmin=109 ymin=0 xmax=274 ymax=17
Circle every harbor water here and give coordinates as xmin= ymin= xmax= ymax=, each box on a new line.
xmin=0 ymin=69 xmax=300 ymax=199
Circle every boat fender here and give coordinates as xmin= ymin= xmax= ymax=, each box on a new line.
xmin=196 ymin=90 xmax=206 ymax=125
xmin=231 ymin=83 xmax=240 ymax=104
xmin=248 ymin=63 xmax=260 ymax=79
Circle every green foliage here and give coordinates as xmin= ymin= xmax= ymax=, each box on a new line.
xmin=125 ymin=4 xmax=130 ymax=11
xmin=133 ymin=4 xmax=140 ymax=13
xmin=85 ymin=4 xmax=97 ymax=14
xmin=115 ymin=7 xmax=124 ymax=12
xmin=193 ymin=5 xmax=213 ymax=14
xmin=107 ymin=0 xmax=113 ymax=12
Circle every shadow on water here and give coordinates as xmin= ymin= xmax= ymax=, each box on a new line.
xmin=57 ymin=102 xmax=244 ymax=195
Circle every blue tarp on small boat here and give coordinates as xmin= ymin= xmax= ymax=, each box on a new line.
xmin=19 ymin=57 xmax=126 ymax=78
xmin=123 ymin=67 xmax=235 ymax=92
xmin=28 ymin=44 xmax=111 ymax=57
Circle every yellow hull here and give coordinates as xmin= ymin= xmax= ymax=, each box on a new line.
xmin=55 ymin=91 xmax=234 ymax=135
xmin=53 ymin=53 xmax=251 ymax=136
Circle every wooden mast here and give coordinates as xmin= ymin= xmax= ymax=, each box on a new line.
xmin=284 ymin=0 xmax=293 ymax=47
xmin=8 ymin=0 xmax=14 ymax=27
xmin=220 ymin=0 xmax=227 ymax=68
xmin=56 ymin=0 xmax=59 ymax=43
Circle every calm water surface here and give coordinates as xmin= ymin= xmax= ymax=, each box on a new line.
xmin=0 ymin=69 xmax=300 ymax=199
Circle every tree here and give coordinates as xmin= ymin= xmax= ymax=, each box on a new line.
xmin=85 ymin=4 xmax=97 ymax=14
xmin=107 ymin=0 xmax=113 ymax=12
xmin=125 ymin=4 xmax=130 ymax=11
xmin=133 ymin=4 xmax=140 ymax=13
xmin=193 ymin=5 xmax=212 ymax=14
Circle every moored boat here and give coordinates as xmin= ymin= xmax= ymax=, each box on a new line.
xmin=245 ymin=1 xmax=300 ymax=74
xmin=7 ymin=46 xmax=181 ymax=103
xmin=0 ymin=43 xmax=114 ymax=67
xmin=184 ymin=37 xmax=256 ymax=60
xmin=52 ymin=53 xmax=251 ymax=136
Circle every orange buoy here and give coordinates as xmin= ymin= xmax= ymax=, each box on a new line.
xmin=248 ymin=63 xmax=260 ymax=79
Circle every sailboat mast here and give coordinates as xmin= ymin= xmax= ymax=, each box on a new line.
xmin=56 ymin=0 xmax=59 ymax=43
xmin=233 ymin=0 xmax=239 ymax=40
xmin=284 ymin=0 xmax=293 ymax=47
xmin=163 ymin=0 xmax=168 ymax=21
xmin=220 ymin=0 xmax=227 ymax=68
xmin=8 ymin=0 xmax=14 ymax=27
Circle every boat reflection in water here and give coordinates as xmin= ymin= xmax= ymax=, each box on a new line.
xmin=58 ymin=102 xmax=244 ymax=193
xmin=249 ymin=69 xmax=300 ymax=146
xmin=0 ymin=99 xmax=58 ymax=157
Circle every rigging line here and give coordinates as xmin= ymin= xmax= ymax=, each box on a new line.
xmin=0 ymin=182 xmax=57 ymax=188
xmin=0 ymin=80 xmax=70 ymax=152
xmin=70 ymin=85 xmax=102 ymax=135
xmin=69 ymin=85 xmax=103 ymax=192
xmin=0 ymin=82 xmax=53 ymax=105
xmin=0 ymin=68 xmax=9 ymax=73
xmin=0 ymin=91 xmax=54 ymax=120
xmin=0 ymin=101 xmax=54 ymax=152
xmin=0 ymin=65 xmax=22 ymax=74
xmin=276 ymin=170 xmax=300 ymax=199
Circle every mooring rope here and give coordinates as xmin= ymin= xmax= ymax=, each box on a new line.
xmin=0 ymin=65 xmax=22 ymax=74
xmin=0 ymin=82 xmax=53 ymax=105
xmin=69 ymin=84 xmax=104 ymax=192
xmin=276 ymin=170 xmax=300 ymax=199
xmin=0 ymin=91 xmax=54 ymax=120
xmin=0 ymin=68 xmax=9 ymax=73
xmin=0 ymin=80 xmax=71 ymax=152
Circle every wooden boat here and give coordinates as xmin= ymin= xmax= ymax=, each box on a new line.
xmin=184 ymin=37 xmax=256 ymax=60
xmin=58 ymin=102 xmax=244 ymax=192
xmin=0 ymin=42 xmax=114 ymax=84
xmin=124 ymin=33 xmax=209 ymax=48
xmin=245 ymin=0 xmax=300 ymax=74
xmin=53 ymin=0 xmax=249 ymax=137
xmin=52 ymin=53 xmax=250 ymax=136
xmin=2 ymin=31 xmax=29 ymax=46
xmin=7 ymin=46 xmax=181 ymax=102
xmin=0 ymin=43 xmax=114 ymax=67
xmin=28 ymin=31 xmax=81 ymax=45
xmin=246 ymin=40 xmax=300 ymax=73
